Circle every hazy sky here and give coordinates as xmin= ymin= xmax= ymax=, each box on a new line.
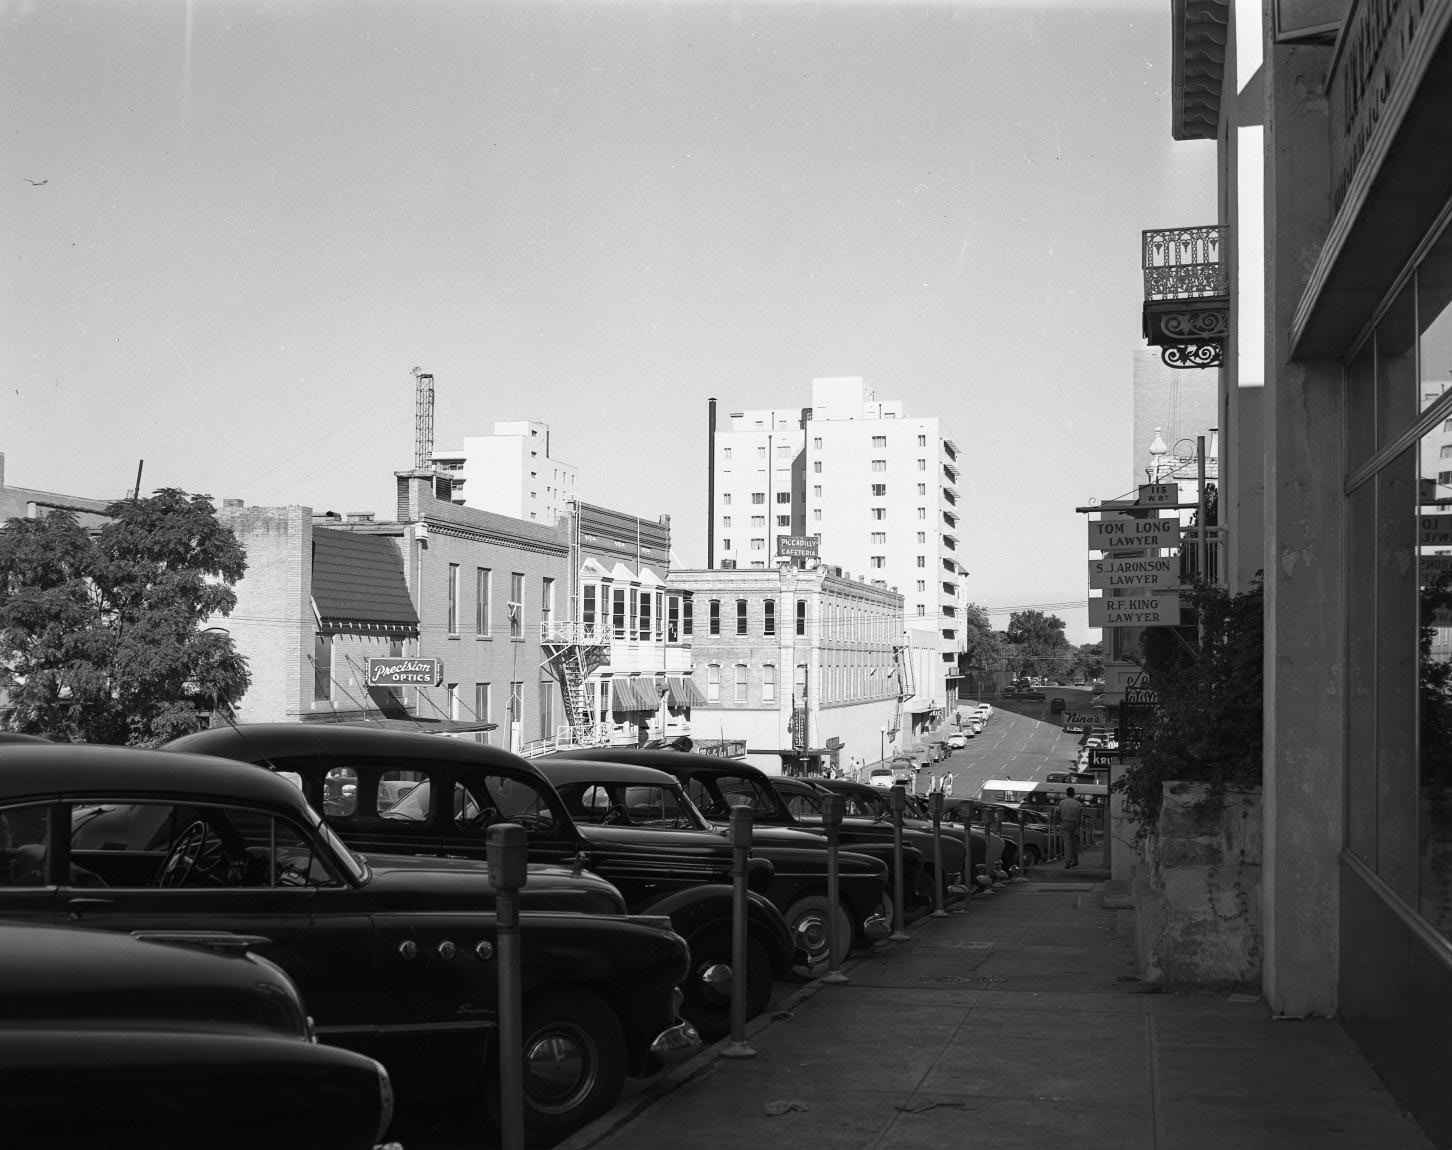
xmin=3 ymin=0 xmax=1215 ymax=644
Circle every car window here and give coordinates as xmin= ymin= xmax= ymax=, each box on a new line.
xmin=0 ymin=802 xmax=53 ymax=887
xmin=782 ymin=792 xmax=822 ymax=819
xmin=64 ymin=801 xmax=341 ymax=890
xmin=453 ymin=770 xmax=559 ymax=835
xmin=383 ymin=779 xmax=435 ymax=822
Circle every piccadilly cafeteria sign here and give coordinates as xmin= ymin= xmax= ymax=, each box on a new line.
xmin=367 ymin=657 xmax=442 ymax=687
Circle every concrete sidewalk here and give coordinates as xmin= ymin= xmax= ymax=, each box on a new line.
xmin=555 ymin=862 xmax=1435 ymax=1150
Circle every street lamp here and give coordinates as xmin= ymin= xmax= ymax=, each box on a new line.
xmin=880 ymin=726 xmax=886 ymax=767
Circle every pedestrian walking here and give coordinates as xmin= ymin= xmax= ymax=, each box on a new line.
xmin=1057 ymin=786 xmax=1084 ymax=868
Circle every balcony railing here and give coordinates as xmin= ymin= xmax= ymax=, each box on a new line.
xmin=1142 ymin=226 xmax=1229 ymax=369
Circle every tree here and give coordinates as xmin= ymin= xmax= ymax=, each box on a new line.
xmin=0 ymin=489 xmax=250 ymax=745
xmin=1069 ymin=641 xmax=1105 ymax=682
xmin=960 ymin=602 xmax=1005 ymax=675
xmin=1003 ymin=609 xmax=1071 ymax=678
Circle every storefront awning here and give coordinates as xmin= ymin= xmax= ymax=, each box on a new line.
xmin=609 ymin=677 xmax=661 ymax=711
xmin=666 ymin=674 xmax=706 ymax=708
xmin=902 ymin=696 xmax=936 ymax=712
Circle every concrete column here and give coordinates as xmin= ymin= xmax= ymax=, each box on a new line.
xmin=1263 ymin=37 xmax=1344 ymax=1018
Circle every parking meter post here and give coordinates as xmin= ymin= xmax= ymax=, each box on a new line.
xmin=822 ymin=794 xmax=848 ymax=984
xmin=722 ymin=804 xmax=757 ymax=1059
xmin=487 ymin=823 xmax=529 ymax=1150
xmin=888 ymin=786 xmax=910 ymax=941
xmin=929 ymin=790 xmax=948 ymax=918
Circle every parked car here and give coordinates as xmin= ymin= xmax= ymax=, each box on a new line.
xmin=945 ymin=732 xmax=969 ymax=750
xmin=0 ymin=919 xmax=395 ymax=1150
xmin=169 ymin=724 xmax=794 ymax=1041
xmin=808 ymin=776 xmax=988 ymax=879
xmin=547 ymin=747 xmax=893 ymax=972
xmin=1019 ymin=689 xmax=1047 ymax=701
xmin=947 ymin=799 xmax=1053 ymax=866
xmin=768 ymin=775 xmax=932 ymax=920
xmin=1050 ymin=697 xmax=1066 ymax=714
xmin=0 ymin=742 xmax=698 ymax=1145
xmin=889 ymin=755 xmax=919 ymax=787
xmin=867 ymin=766 xmax=894 ymax=789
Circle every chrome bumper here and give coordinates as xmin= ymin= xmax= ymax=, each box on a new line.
xmin=650 ymin=1019 xmax=702 ymax=1065
xmin=862 ymin=913 xmax=891 ymax=942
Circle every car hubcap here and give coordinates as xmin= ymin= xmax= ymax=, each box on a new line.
xmin=795 ymin=914 xmax=828 ymax=955
xmin=523 ymin=1028 xmax=596 ymax=1113
xmin=696 ymin=961 xmax=734 ymax=1005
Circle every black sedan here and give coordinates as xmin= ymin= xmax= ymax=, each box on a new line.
xmin=168 ymin=723 xmax=797 ymax=1040
xmin=0 ymin=919 xmax=394 ymax=1149
xmin=0 ymin=742 xmax=698 ymax=1146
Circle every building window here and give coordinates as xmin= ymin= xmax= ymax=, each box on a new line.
xmin=917 ymin=556 xmax=927 ymax=568
xmin=813 ymin=461 xmax=822 ymax=474
xmin=918 ymin=507 xmax=927 ymax=519
xmin=508 ymin=681 xmax=523 ymax=732
xmin=917 ymin=580 xmax=926 ymax=592
xmin=539 ymin=677 xmax=554 ymax=738
xmin=764 ymin=599 xmax=776 ymax=636
xmin=723 ymin=515 xmax=732 ymax=528
xmin=812 ymin=485 xmax=822 ymax=498
xmin=871 ymin=556 xmax=885 ymax=568
xmin=776 ymin=491 xmax=791 ymax=503
xmin=870 ymin=459 xmax=887 ymax=472
xmin=776 ymin=515 xmax=790 ymax=527
xmin=612 ymin=586 xmax=627 ymax=639
xmin=734 ymin=664 xmax=748 ymax=704
xmin=723 ymin=447 xmax=732 ymax=461
xmin=756 ymin=446 xmax=767 ymax=459
xmin=683 ymin=596 xmax=694 ymax=636
xmin=735 ymin=599 xmax=748 ymax=635
xmin=707 ymin=664 xmax=720 ymax=703
xmin=475 ymin=683 xmax=491 ymax=744
xmin=918 ymin=483 xmax=927 ymax=495
xmin=871 ymin=532 xmax=886 ymax=545
xmin=917 ymin=532 xmax=927 ymax=544
xmin=639 ymin=588 xmax=652 ymax=639
xmin=721 ymin=537 xmax=732 ymax=551
xmin=447 ymin=563 xmax=460 ymax=634
xmin=541 ymin=577 xmax=554 ymax=632
xmin=751 ymin=515 xmax=766 ymax=528
xmin=509 ymin=572 xmax=524 ymax=638
xmin=582 ymin=584 xmax=597 ymax=631
xmin=668 ymin=595 xmax=681 ymax=642
xmin=871 ymin=508 xmax=886 ymax=520
xmin=796 ymin=599 xmax=806 ymax=636
xmin=917 ymin=459 xmax=927 ymax=471
xmin=812 ymin=509 xmax=822 ymax=521
xmin=723 ymin=492 xmax=732 ymax=504
xmin=476 ymin=567 xmax=491 ymax=635
xmin=763 ymin=663 xmax=776 ymax=702
xmin=917 ymin=605 xmax=927 ymax=616
xmin=709 ymin=599 xmax=721 ymax=635
xmin=751 ymin=492 xmax=765 ymax=504
xmin=871 ymin=483 xmax=886 ymax=496
xmin=813 ymin=437 xmax=822 ymax=449
xmin=750 ymin=538 xmax=765 ymax=550
xmin=313 ymin=633 xmax=331 ymax=701
xmin=917 ymin=434 xmax=927 ymax=447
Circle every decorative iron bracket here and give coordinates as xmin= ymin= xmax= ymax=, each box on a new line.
xmin=1143 ymin=298 xmax=1228 ymax=370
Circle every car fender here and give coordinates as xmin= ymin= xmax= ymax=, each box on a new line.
xmin=632 ymin=885 xmax=795 ymax=980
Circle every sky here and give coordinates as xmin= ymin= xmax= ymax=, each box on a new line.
xmin=3 ymin=0 xmax=1216 ymax=646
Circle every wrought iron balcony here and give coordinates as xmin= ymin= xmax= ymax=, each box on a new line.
xmin=1142 ymin=226 xmax=1228 ymax=369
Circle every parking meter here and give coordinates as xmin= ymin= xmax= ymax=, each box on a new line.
xmin=722 ymin=805 xmax=757 ymax=1058
xmin=888 ymin=786 xmax=909 ymax=941
xmin=822 ymin=794 xmax=848 ymax=984
xmin=928 ymin=791 xmax=947 ymax=917
xmin=487 ymin=823 xmax=529 ymax=1150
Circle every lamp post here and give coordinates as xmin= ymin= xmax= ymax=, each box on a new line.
xmin=879 ymin=727 xmax=886 ymax=767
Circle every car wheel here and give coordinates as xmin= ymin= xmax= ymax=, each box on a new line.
xmin=1024 ymin=845 xmax=1042 ymax=866
xmin=680 ymin=929 xmax=772 ymax=1042
xmin=485 ymin=988 xmax=627 ymax=1147
xmin=782 ymin=894 xmax=852 ymax=980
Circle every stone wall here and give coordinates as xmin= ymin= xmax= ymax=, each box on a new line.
xmin=1133 ymin=782 xmax=1263 ymax=990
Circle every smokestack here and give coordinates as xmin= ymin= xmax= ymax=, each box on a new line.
xmin=707 ymin=397 xmax=717 ymax=569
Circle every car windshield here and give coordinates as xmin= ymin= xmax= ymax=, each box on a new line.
xmin=556 ymin=781 xmax=710 ymax=830
xmin=682 ymin=773 xmax=784 ymax=821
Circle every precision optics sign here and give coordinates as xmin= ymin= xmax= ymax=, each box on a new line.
xmin=1089 ymin=595 xmax=1181 ymax=628
xmin=1087 ymin=517 xmax=1181 ymax=551
xmin=366 ymin=657 xmax=442 ymax=687
xmin=1089 ymin=556 xmax=1178 ymax=590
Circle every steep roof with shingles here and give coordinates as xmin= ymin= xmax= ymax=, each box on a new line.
xmin=312 ymin=527 xmax=418 ymax=633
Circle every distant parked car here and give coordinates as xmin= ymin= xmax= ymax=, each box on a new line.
xmin=0 ymin=920 xmax=395 ymax=1150
xmin=945 ymin=732 xmax=969 ymax=750
xmin=867 ymin=766 xmax=894 ymax=789
xmin=1050 ymin=697 xmax=1066 ymax=714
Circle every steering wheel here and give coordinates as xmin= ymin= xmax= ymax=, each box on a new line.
xmin=600 ymin=805 xmax=633 ymax=826
xmin=156 ymin=820 xmax=209 ymax=888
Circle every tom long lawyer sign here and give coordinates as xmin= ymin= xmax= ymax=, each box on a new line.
xmin=1087 ymin=513 xmax=1181 ymax=628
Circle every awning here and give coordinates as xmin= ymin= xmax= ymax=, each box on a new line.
xmin=666 ymin=674 xmax=706 ymax=708
xmin=609 ymin=677 xmax=661 ymax=712
xmin=902 ymin=696 xmax=936 ymax=713
xmin=312 ymin=528 xmax=420 ymax=635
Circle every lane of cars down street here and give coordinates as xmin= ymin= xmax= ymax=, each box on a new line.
xmin=0 ymin=698 xmax=1091 ymax=1149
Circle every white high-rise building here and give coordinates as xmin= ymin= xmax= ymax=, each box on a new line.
xmin=432 ymin=420 xmax=578 ymax=525
xmin=709 ymin=376 xmax=967 ymax=716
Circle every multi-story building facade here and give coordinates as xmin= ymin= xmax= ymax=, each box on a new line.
xmin=707 ymin=377 xmax=967 ymax=719
xmin=432 ymin=420 xmax=579 ymax=526
xmin=668 ymin=565 xmax=905 ymax=776
xmin=1151 ymin=2 xmax=1452 ymax=1140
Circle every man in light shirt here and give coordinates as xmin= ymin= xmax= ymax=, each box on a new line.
xmin=1057 ymin=786 xmax=1084 ymax=869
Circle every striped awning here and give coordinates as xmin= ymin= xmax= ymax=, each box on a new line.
xmin=666 ymin=674 xmax=706 ymax=708
xmin=609 ymin=677 xmax=662 ymax=711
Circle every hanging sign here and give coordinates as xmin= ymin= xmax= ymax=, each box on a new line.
xmin=367 ymin=657 xmax=443 ymax=687
xmin=1138 ymin=483 xmax=1179 ymax=506
xmin=1088 ymin=517 xmax=1181 ymax=551
xmin=1420 ymin=516 xmax=1452 ymax=546
xmin=1089 ymin=556 xmax=1179 ymax=590
xmin=1089 ymin=595 xmax=1181 ymax=628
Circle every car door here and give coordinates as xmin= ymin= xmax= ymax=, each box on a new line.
xmin=0 ymin=800 xmax=68 ymax=924
xmin=56 ymin=796 xmax=378 ymax=1038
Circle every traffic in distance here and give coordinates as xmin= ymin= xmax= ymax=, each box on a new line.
xmin=0 ymin=695 xmax=1098 ymax=1149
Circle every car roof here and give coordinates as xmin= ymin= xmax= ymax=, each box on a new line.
xmin=168 ymin=722 xmax=545 ymax=774
xmin=542 ymin=746 xmax=770 ymax=780
xmin=770 ymin=776 xmax=828 ymax=793
xmin=0 ymin=743 xmax=311 ymax=813
xmin=533 ymin=758 xmax=681 ymax=787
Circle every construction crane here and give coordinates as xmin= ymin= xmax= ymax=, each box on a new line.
xmin=410 ymin=366 xmax=435 ymax=470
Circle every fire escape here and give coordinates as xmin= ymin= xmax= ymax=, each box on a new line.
xmin=540 ymin=621 xmax=610 ymax=745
